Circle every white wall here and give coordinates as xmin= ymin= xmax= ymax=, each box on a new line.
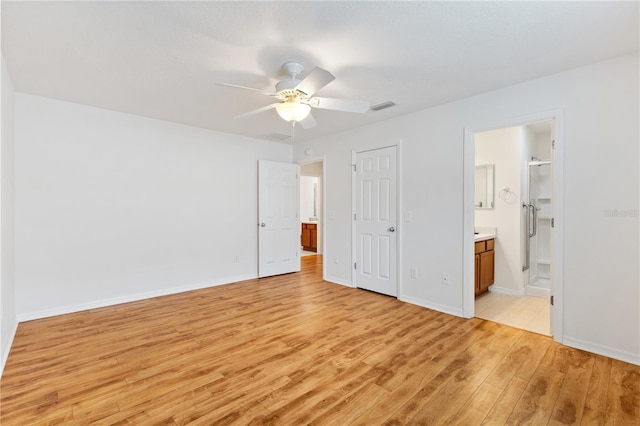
xmin=293 ymin=53 xmax=639 ymax=364
xmin=300 ymin=176 xmax=318 ymax=221
xmin=300 ymin=161 xmax=322 ymax=177
xmin=475 ymin=126 xmax=524 ymax=295
xmin=1 ymin=55 xmax=18 ymax=375
xmin=534 ymin=129 xmax=552 ymax=161
xmin=14 ymin=94 xmax=291 ymax=319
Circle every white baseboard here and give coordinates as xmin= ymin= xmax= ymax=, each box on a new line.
xmin=16 ymin=274 xmax=257 ymax=322
xmin=399 ymin=295 xmax=464 ymax=318
xmin=488 ymin=285 xmax=525 ymax=297
xmin=525 ymin=285 xmax=550 ymax=298
xmin=563 ymin=336 xmax=640 ymax=366
xmin=323 ymin=275 xmax=354 ymax=288
xmin=1 ymin=319 xmax=19 ymax=378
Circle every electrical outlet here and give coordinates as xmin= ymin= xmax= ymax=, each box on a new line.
xmin=441 ymin=273 xmax=449 ymax=285
xmin=410 ymin=267 xmax=417 ymax=279
xmin=404 ymin=211 xmax=413 ymax=223
xmin=333 ymin=256 xmax=339 ymax=264
xmin=234 ymin=256 xmax=240 ymax=263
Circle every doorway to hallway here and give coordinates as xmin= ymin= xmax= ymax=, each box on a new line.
xmin=299 ymin=159 xmax=324 ymax=265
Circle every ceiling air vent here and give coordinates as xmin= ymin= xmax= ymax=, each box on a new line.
xmin=370 ymin=101 xmax=397 ymax=112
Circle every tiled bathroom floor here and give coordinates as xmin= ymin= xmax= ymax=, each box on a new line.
xmin=475 ymin=292 xmax=550 ymax=336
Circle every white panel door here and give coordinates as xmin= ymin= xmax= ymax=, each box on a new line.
xmin=355 ymin=146 xmax=397 ymax=296
xmin=258 ymin=160 xmax=300 ymax=278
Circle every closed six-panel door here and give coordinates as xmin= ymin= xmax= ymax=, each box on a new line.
xmin=355 ymin=146 xmax=397 ymax=296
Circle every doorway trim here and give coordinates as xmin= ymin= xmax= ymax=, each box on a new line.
xmin=297 ymin=156 xmax=327 ymax=281
xmin=462 ymin=110 xmax=564 ymax=343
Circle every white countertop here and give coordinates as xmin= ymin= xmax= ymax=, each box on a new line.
xmin=474 ymin=233 xmax=496 ymax=242
xmin=301 ymin=221 xmax=318 ymax=225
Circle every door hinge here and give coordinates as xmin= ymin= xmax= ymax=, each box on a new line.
xmin=552 ymin=139 xmax=555 ymax=149
xmin=352 ymin=164 xmax=357 ymax=172
xmin=354 ymin=262 xmax=357 ymax=270
xmin=354 ymin=213 xmax=357 ymax=220
xmin=551 ymin=218 xmax=555 ymax=228
xmin=550 ymin=295 xmax=554 ymax=306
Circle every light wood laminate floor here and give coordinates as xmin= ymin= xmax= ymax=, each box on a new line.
xmin=1 ymin=255 xmax=638 ymax=424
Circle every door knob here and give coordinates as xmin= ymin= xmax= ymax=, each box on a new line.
xmin=389 ymin=227 xmax=395 ymax=232
xmin=260 ymin=223 xmax=266 ymax=227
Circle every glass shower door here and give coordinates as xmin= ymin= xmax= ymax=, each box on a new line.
xmin=525 ymin=160 xmax=551 ymax=290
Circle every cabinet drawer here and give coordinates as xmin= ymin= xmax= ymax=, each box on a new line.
xmin=475 ymin=239 xmax=495 ymax=253
xmin=307 ymin=223 xmax=316 ymax=230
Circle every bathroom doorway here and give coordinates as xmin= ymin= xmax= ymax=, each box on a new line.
xmin=299 ymin=160 xmax=324 ymax=260
xmin=464 ymin=114 xmax=562 ymax=340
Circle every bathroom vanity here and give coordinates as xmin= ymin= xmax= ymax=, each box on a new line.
xmin=474 ymin=235 xmax=495 ymax=297
xmin=301 ymin=222 xmax=317 ymax=252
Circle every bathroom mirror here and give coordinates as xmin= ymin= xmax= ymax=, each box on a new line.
xmin=313 ymin=182 xmax=318 ymax=218
xmin=300 ymin=176 xmax=319 ymax=220
xmin=475 ymin=164 xmax=495 ymax=209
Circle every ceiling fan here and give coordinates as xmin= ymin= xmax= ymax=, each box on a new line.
xmin=219 ymin=62 xmax=370 ymax=129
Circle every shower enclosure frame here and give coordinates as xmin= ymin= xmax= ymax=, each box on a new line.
xmin=523 ymin=159 xmax=552 ymax=295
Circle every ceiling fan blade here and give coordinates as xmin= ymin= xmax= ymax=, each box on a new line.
xmin=295 ymin=67 xmax=335 ymax=97
xmin=218 ymin=83 xmax=276 ymax=96
xmin=235 ymin=103 xmax=278 ymax=120
xmin=309 ymin=97 xmax=370 ymax=113
xmin=299 ymin=113 xmax=317 ymax=129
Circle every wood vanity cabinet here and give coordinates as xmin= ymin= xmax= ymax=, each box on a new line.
xmin=301 ymin=223 xmax=317 ymax=252
xmin=475 ymin=238 xmax=494 ymax=297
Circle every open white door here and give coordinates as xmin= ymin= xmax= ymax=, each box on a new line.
xmin=258 ymin=160 xmax=300 ymax=278
xmin=354 ymin=146 xmax=398 ymax=296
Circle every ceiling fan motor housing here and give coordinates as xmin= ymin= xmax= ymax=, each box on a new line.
xmin=282 ymin=62 xmax=304 ymax=79
xmin=276 ymin=79 xmax=303 ymax=99
xmin=277 ymin=62 xmax=308 ymax=100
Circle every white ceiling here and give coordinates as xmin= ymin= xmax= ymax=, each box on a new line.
xmin=2 ymin=1 xmax=638 ymax=143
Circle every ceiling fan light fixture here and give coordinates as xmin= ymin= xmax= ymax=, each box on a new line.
xmin=275 ymin=102 xmax=311 ymax=122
